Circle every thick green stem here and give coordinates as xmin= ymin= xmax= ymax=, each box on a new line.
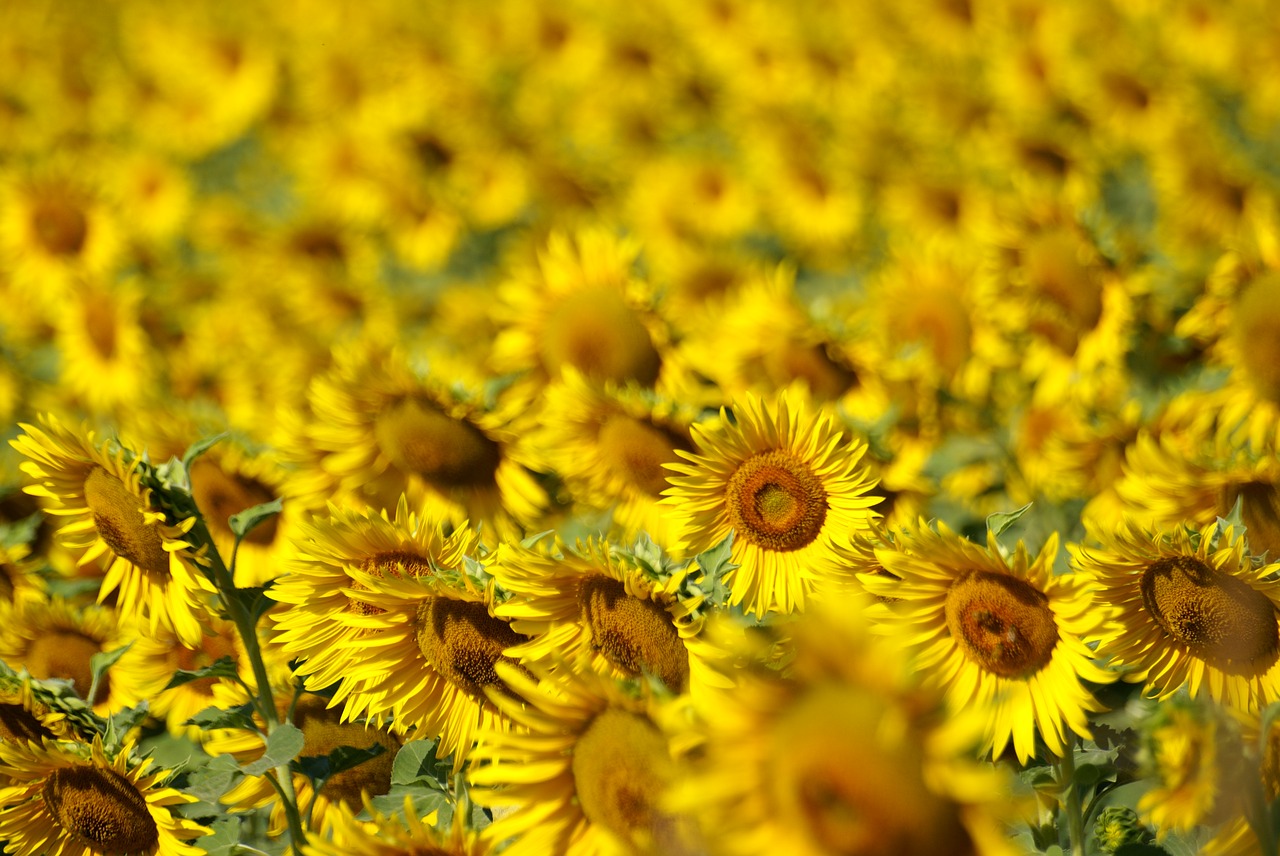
xmin=1058 ymin=743 xmax=1086 ymax=856
xmin=1245 ymin=778 xmax=1278 ymax=856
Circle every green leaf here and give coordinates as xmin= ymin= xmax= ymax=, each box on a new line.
xmin=184 ymin=754 xmax=244 ymax=802
xmin=368 ymin=786 xmax=451 ymax=820
xmin=391 ymin=739 xmax=450 ymax=789
xmin=107 ymin=702 xmax=150 ymax=740
xmin=0 ymin=511 xmax=42 ymax=549
xmin=241 ymin=722 xmax=305 ymax=776
xmin=987 ymin=503 xmax=1033 ymax=539
xmin=228 ymin=497 xmax=284 ymax=540
xmin=292 ymin=743 xmax=387 ymax=783
xmin=89 ymin=643 xmax=133 ymax=700
xmin=519 ymin=530 xmax=555 ymax=549
xmin=1114 ymin=845 xmax=1171 ymax=856
xmin=182 ymin=433 xmax=229 ymax=470
xmin=228 ymin=585 xmax=276 ymax=625
xmin=694 ymin=532 xmax=737 ymax=578
xmin=196 ymin=816 xmax=242 ymax=856
xmin=186 ymin=703 xmax=258 ymax=732
xmin=1073 ymin=762 xmax=1105 ymax=788
xmin=165 ymin=655 xmax=238 ymax=690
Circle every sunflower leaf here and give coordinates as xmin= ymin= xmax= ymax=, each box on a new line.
xmin=0 ymin=509 xmax=41 ymax=549
xmin=196 ymin=816 xmax=242 ymax=856
xmin=292 ymin=742 xmax=387 ymax=784
xmin=107 ymin=701 xmax=150 ymax=745
xmin=241 ymin=722 xmax=305 ymax=776
xmin=166 ymin=655 xmax=238 ymax=690
xmin=987 ymin=503 xmax=1033 ymax=540
xmin=89 ymin=642 xmax=133 ymax=703
xmin=187 ymin=703 xmax=259 ymax=732
xmin=391 ymin=739 xmax=451 ymax=789
xmin=184 ymin=753 xmax=245 ymax=802
xmin=229 ymin=497 xmax=284 ymax=540
xmin=369 ymin=787 xmax=452 ymax=821
xmin=182 ymin=432 xmax=229 ymax=470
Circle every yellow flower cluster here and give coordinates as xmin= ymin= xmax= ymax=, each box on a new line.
xmin=2 ymin=0 xmax=1280 ymax=854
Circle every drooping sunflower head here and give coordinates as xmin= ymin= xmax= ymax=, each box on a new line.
xmin=0 ymin=736 xmax=208 ymax=856
xmin=663 ymin=388 xmax=881 ymax=616
xmin=1073 ymin=521 xmax=1280 ymax=712
xmin=9 ymin=415 xmax=214 ymax=646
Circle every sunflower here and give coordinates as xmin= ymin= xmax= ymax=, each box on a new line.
xmin=1072 ymin=521 xmax=1280 ymax=711
xmin=0 ymin=736 xmax=208 ymax=856
xmin=522 ymin=369 xmax=700 ymax=542
xmin=0 ymin=540 xmax=43 ymax=605
xmin=1216 ymin=271 xmax=1280 ymax=452
xmin=268 ymin=495 xmax=476 ymax=701
xmin=300 ymin=794 xmax=493 ymax=856
xmin=469 ymin=661 xmax=698 ymax=856
xmin=492 ymin=538 xmax=725 ymax=697
xmin=0 ymin=678 xmax=79 ymax=748
xmin=0 ymin=597 xmax=143 ymax=716
xmin=332 ymin=565 xmax=531 ymax=771
xmin=294 ymin=341 xmax=546 ymax=540
xmin=217 ymin=694 xmax=402 ymax=838
xmin=54 ymin=278 xmax=157 ymax=417
xmin=668 ymin=592 xmax=1024 ymax=856
xmin=861 ymin=522 xmax=1115 ymax=763
xmin=662 ymin=388 xmax=881 ymax=616
xmin=10 ymin=415 xmax=214 ymax=646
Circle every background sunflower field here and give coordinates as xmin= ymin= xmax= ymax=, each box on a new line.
xmin=3 ymin=0 xmax=1280 ymax=854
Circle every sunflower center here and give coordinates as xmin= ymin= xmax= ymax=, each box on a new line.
xmin=0 ymin=702 xmax=56 ymax=743
xmin=26 ymin=631 xmax=108 ymax=705
xmin=374 ymin=398 xmax=502 ymax=489
xmin=572 ymin=708 xmax=678 ymax=846
xmin=42 ymin=765 xmax=159 ymax=855
xmin=771 ymin=686 xmax=974 ymax=856
xmin=347 ymin=551 xmax=436 ymax=616
xmin=597 ymin=415 xmax=690 ymax=498
xmin=579 ymin=576 xmax=690 ymax=692
xmin=414 ymin=597 xmax=529 ymax=701
xmin=83 ymin=292 xmax=119 ymax=360
xmin=1140 ymin=556 xmax=1280 ymax=674
xmin=293 ymin=695 xmax=400 ymax=807
xmin=1022 ymin=231 xmax=1103 ymax=334
xmin=1219 ymin=481 xmax=1280 ymax=557
xmin=539 ymin=288 xmax=662 ymax=386
xmin=1232 ymin=273 xmax=1280 ymax=403
xmin=188 ymin=459 xmax=280 ymax=546
xmin=944 ymin=571 xmax=1058 ymax=678
xmin=726 ymin=450 xmax=829 ymax=552
xmin=82 ymin=467 xmax=170 ymax=577
xmin=762 ymin=343 xmax=859 ymax=401
xmin=32 ymin=197 xmax=89 ymax=257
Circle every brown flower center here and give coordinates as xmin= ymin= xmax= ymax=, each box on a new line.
xmin=293 ymin=695 xmax=400 ymax=807
xmin=188 ymin=459 xmax=280 ymax=547
xmin=26 ymin=631 xmax=109 ymax=706
xmin=82 ymin=291 xmax=119 ymax=360
xmin=32 ymin=197 xmax=89 ymax=257
xmin=83 ymin=467 xmax=170 ymax=577
xmin=42 ymin=765 xmax=159 ymax=855
xmin=415 ymin=597 xmax=529 ymax=701
xmin=374 ymin=398 xmax=502 ymax=489
xmin=596 ymin=415 xmax=690 ymax=498
xmin=579 ymin=576 xmax=690 ymax=692
xmin=539 ymin=288 xmax=662 ymax=386
xmin=0 ymin=702 xmax=56 ymax=743
xmin=347 ymin=551 xmax=436 ymax=617
xmin=944 ymin=571 xmax=1058 ymax=678
xmin=572 ymin=709 xmax=679 ymax=847
xmin=726 ymin=450 xmax=829 ymax=552
xmin=1140 ymin=556 xmax=1280 ymax=674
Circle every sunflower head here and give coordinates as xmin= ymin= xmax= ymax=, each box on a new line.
xmin=1230 ymin=271 xmax=1280 ymax=404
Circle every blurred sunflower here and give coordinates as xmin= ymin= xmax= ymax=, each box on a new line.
xmin=0 ymin=540 xmax=43 ymax=605
xmin=861 ymin=522 xmax=1114 ymax=762
xmin=1072 ymin=521 xmax=1280 ymax=711
xmin=54 ymin=278 xmax=157 ymax=417
xmin=300 ymin=794 xmax=493 ymax=856
xmin=218 ymin=694 xmax=401 ymax=838
xmin=669 ymin=593 xmax=1024 ymax=856
xmin=662 ymin=388 xmax=881 ymax=616
xmin=0 ymin=597 xmax=142 ymax=715
xmin=0 ymin=679 xmax=79 ymax=748
xmin=493 ymin=538 xmax=722 ymax=696
xmin=523 ymin=369 xmax=698 ymax=542
xmin=269 ymin=496 xmax=475 ymax=700
xmin=469 ymin=661 xmax=697 ymax=856
xmin=10 ymin=416 xmax=213 ymax=645
xmin=0 ymin=736 xmax=208 ymax=856
xmin=1216 ymin=270 xmax=1280 ymax=451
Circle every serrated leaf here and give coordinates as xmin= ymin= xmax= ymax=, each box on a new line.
xmin=391 ymin=739 xmax=449 ymax=789
xmin=182 ymin=433 xmax=229 ymax=470
xmin=241 ymin=722 xmax=305 ymax=776
xmin=165 ymin=655 xmax=238 ymax=690
xmin=108 ymin=702 xmax=150 ymax=739
xmin=184 ymin=754 xmax=244 ymax=802
xmin=694 ymin=532 xmax=737 ymax=577
xmin=186 ymin=703 xmax=258 ymax=732
xmin=988 ymin=503 xmax=1033 ymax=539
xmin=292 ymin=742 xmax=387 ymax=783
xmin=228 ymin=497 xmax=284 ymax=540
xmin=196 ymin=816 xmax=241 ymax=856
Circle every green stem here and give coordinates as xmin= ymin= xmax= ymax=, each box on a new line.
xmin=1245 ymin=778 xmax=1278 ymax=856
xmin=1058 ymin=742 xmax=1086 ymax=856
xmin=262 ymin=763 xmax=307 ymax=849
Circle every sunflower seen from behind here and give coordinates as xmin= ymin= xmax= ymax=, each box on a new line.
xmin=861 ymin=521 xmax=1115 ymax=763
xmin=10 ymin=415 xmax=213 ymax=646
xmin=0 ymin=736 xmax=208 ymax=856
xmin=662 ymin=388 xmax=880 ymax=616
xmin=1072 ymin=520 xmax=1280 ymax=712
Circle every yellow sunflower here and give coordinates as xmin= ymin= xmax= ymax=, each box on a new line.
xmin=668 ymin=592 xmax=1025 ymax=856
xmin=0 ymin=736 xmax=208 ymax=856
xmin=0 ymin=597 xmax=143 ymax=716
xmin=294 ymin=341 xmax=546 ymax=540
xmin=0 ymin=678 xmax=79 ymax=748
xmin=1072 ymin=521 xmax=1280 ymax=711
xmin=493 ymin=538 xmax=726 ymax=697
xmin=268 ymin=496 xmax=476 ymax=702
xmin=662 ymin=388 xmax=881 ymax=616
xmin=522 ymin=369 xmax=700 ymax=542
xmin=301 ymin=794 xmax=493 ymax=856
xmin=1135 ymin=699 xmax=1243 ymax=838
xmin=861 ymin=522 xmax=1116 ymax=763
xmin=54 ymin=278 xmax=157 ymax=418
xmin=216 ymin=694 xmax=402 ymax=839
xmin=469 ymin=661 xmax=698 ymax=856
xmin=10 ymin=415 xmax=214 ymax=646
